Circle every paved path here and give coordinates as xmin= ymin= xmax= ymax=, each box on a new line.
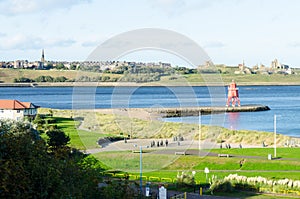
xmin=143 ymin=187 xmax=239 ymax=199
xmin=84 ymin=138 xmax=260 ymax=154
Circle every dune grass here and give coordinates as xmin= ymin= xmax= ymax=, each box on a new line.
xmin=38 ymin=108 xmax=296 ymax=150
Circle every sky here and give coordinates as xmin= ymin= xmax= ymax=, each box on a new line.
xmin=1 ymin=0 xmax=300 ymax=67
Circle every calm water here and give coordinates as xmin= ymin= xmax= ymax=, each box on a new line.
xmin=0 ymin=86 xmax=299 ymax=137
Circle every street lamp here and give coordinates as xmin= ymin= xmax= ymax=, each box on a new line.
xmin=134 ymin=144 xmax=149 ymax=197
xmin=274 ymin=115 xmax=277 ymax=158
xmin=274 ymin=114 xmax=282 ymax=158
xmin=199 ymin=111 xmax=202 ymax=152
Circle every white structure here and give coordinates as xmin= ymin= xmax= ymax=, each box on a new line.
xmin=0 ymin=100 xmax=39 ymax=121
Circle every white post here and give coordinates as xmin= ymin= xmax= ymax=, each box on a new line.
xmin=199 ymin=111 xmax=201 ymax=151
xmin=274 ymin=114 xmax=277 ymax=158
xmin=139 ymin=146 xmax=143 ymax=197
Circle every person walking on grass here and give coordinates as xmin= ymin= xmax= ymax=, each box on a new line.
xmin=239 ymin=159 xmax=245 ymax=169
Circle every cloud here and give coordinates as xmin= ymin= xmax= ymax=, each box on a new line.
xmin=0 ymin=34 xmax=42 ymax=50
xmin=81 ymin=40 xmax=99 ymax=47
xmin=288 ymin=42 xmax=300 ymax=48
xmin=0 ymin=34 xmax=76 ymax=50
xmin=203 ymin=41 xmax=225 ymax=48
xmin=0 ymin=0 xmax=92 ymax=16
xmin=50 ymin=39 xmax=76 ymax=47
xmin=0 ymin=32 xmax=6 ymax=37
xmin=148 ymin=0 xmax=226 ymax=17
xmin=148 ymin=0 xmax=187 ymax=16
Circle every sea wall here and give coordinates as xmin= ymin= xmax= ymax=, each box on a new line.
xmin=146 ymin=105 xmax=270 ymax=118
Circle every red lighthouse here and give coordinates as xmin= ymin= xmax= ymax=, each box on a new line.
xmin=226 ymin=80 xmax=241 ymax=107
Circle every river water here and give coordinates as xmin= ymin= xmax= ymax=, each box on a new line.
xmin=0 ymin=86 xmax=299 ymax=137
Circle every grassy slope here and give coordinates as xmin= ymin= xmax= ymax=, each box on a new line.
xmin=0 ymin=68 xmax=121 ymax=83
xmin=39 ymin=109 xmax=103 ymax=150
xmin=2 ymin=68 xmax=300 ymax=85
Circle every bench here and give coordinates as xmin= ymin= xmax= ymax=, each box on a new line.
xmin=175 ymin=151 xmax=186 ymax=155
xmin=218 ymin=154 xmax=230 ymax=157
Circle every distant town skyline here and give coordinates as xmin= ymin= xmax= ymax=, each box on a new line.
xmin=1 ymin=0 xmax=300 ymax=67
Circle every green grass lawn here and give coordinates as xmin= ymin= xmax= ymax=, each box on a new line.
xmin=209 ymin=148 xmax=300 ymax=159
xmin=54 ymin=117 xmax=104 ymax=150
xmin=92 ymin=149 xmax=300 ymax=182
xmin=214 ymin=191 xmax=298 ymax=199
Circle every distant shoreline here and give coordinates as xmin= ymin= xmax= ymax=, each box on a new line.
xmin=1 ymin=82 xmax=300 ymax=87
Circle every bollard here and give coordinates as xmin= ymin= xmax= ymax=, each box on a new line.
xmin=184 ymin=192 xmax=187 ymax=199
xmin=200 ymin=187 xmax=202 ymax=196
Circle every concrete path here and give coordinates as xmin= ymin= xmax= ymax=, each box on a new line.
xmin=84 ymin=138 xmax=260 ymax=154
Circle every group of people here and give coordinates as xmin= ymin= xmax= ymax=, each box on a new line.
xmin=220 ymin=143 xmax=232 ymax=149
xmin=220 ymin=143 xmax=243 ymax=149
xmin=150 ymin=139 xmax=168 ymax=147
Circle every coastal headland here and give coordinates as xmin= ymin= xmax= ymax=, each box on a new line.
xmin=2 ymin=81 xmax=300 ymax=87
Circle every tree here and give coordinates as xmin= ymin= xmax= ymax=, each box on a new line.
xmin=0 ymin=120 xmax=103 ymax=198
xmin=54 ymin=76 xmax=67 ymax=82
xmin=13 ymin=77 xmax=34 ymax=83
xmin=70 ymin=64 xmax=77 ymax=70
xmin=35 ymin=75 xmax=54 ymax=82
xmin=46 ymin=128 xmax=70 ymax=150
xmin=55 ymin=63 xmax=65 ymax=70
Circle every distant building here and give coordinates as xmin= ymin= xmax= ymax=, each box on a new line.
xmin=271 ymin=58 xmax=292 ymax=74
xmin=159 ymin=62 xmax=171 ymax=68
xmin=38 ymin=49 xmax=45 ymax=69
xmin=14 ymin=60 xmax=25 ymax=69
xmin=271 ymin=59 xmax=280 ymax=69
xmin=238 ymin=60 xmax=245 ymax=71
xmin=0 ymin=100 xmax=39 ymax=121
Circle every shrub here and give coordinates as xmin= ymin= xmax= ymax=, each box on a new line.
xmin=176 ymin=171 xmax=195 ymax=187
xmin=209 ymin=180 xmax=233 ymax=194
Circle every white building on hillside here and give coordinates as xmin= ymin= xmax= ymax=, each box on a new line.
xmin=0 ymin=100 xmax=39 ymax=121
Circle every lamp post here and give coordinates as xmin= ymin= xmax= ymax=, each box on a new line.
xmin=139 ymin=145 xmax=142 ymax=196
xmin=199 ymin=111 xmax=202 ymax=152
xmin=273 ymin=114 xmax=282 ymax=158
xmin=134 ymin=144 xmax=148 ymax=198
xmin=274 ymin=114 xmax=277 ymax=158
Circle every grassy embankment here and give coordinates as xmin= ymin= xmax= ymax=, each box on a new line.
xmin=39 ymin=108 xmax=300 ymax=183
xmin=2 ymin=68 xmax=300 ymax=85
xmin=0 ymin=68 xmax=121 ymax=83
xmin=160 ymin=73 xmax=300 ymax=85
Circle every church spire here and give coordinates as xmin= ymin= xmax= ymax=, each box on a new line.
xmin=41 ymin=49 xmax=45 ymax=63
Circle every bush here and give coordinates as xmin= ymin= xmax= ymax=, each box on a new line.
xmin=209 ymin=180 xmax=234 ymax=194
xmin=35 ymin=75 xmax=54 ymax=82
xmin=14 ymin=77 xmax=34 ymax=83
xmin=54 ymin=76 xmax=68 ymax=82
xmin=176 ymin=171 xmax=195 ymax=187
